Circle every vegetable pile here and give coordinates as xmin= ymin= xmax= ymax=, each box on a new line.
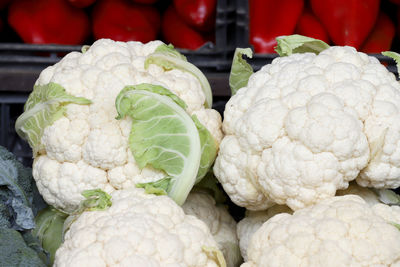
xmin=4 ymin=34 xmax=400 ymax=266
xmin=249 ymin=0 xmax=397 ymax=54
xmin=0 ymin=0 xmax=217 ymax=50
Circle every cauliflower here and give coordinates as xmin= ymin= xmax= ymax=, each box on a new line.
xmin=182 ymin=191 xmax=242 ymax=267
xmin=242 ymin=195 xmax=400 ymax=267
xmin=236 ymin=183 xmax=400 ymax=262
xmin=214 ymin=35 xmax=400 ymax=211
xmin=236 ymin=205 xmax=292 ymax=261
xmin=15 ymin=39 xmax=222 ymax=212
xmin=54 ymin=187 xmax=226 ymax=267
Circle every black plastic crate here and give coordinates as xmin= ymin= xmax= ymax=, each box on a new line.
xmin=181 ymin=0 xmax=237 ymax=71
xmin=234 ymin=0 xmax=400 ymax=74
xmin=0 ymin=0 xmax=236 ymax=73
xmin=0 ymin=94 xmax=32 ymax=166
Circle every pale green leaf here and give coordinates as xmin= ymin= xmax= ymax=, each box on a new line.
xmin=229 ymin=48 xmax=253 ymax=96
xmin=74 ymin=189 xmax=112 ymax=214
xmin=382 ymin=51 xmax=400 ymax=77
xmin=15 ymin=83 xmax=91 ymax=155
xmin=136 ymin=177 xmax=172 ymax=196
xmin=33 ymin=207 xmax=68 ymax=265
xmin=115 ymin=84 xmax=201 ymax=205
xmin=275 ymin=34 xmax=330 ymax=57
xmin=202 ymin=246 xmax=227 ymax=267
xmin=192 ymin=115 xmax=217 ymax=183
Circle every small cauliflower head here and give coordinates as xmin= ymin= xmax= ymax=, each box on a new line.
xmin=236 ymin=205 xmax=292 ymax=261
xmin=55 ymin=188 xmax=226 ymax=267
xmin=182 ymin=191 xmax=242 ymax=267
xmin=215 ymin=37 xmax=400 ymax=211
xmin=242 ymin=195 xmax=400 ymax=267
xmin=16 ymin=39 xmax=222 ymax=212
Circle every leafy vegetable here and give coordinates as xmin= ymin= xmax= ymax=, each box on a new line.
xmin=0 ymin=145 xmax=46 ymax=230
xmin=0 ymin=228 xmax=46 ymax=267
xmin=144 ymin=44 xmax=213 ymax=108
xmin=275 ymin=34 xmax=330 ymax=56
xmin=229 ymin=48 xmax=254 ymax=96
xmin=15 ymin=82 xmax=91 ymax=155
xmin=115 ymin=83 xmax=202 ymax=205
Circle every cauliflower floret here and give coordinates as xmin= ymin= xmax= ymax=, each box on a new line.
xmin=215 ymin=46 xmax=400 ymax=211
xmin=237 ymin=205 xmax=292 ymax=261
xmin=242 ymin=195 xmax=400 ymax=267
xmin=29 ymin=39 xmax=222 ymax=212
xmin=182 ymin=191 xmax=242 ymax=267
xmin=55 ymin=188 xmax=225 ymax=267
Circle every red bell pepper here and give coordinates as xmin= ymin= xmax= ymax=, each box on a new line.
xmin=8 ymin=0 xmax=90 ymax=45
xmin=249 ymin=0 xmax=304 ymax=53
xmin=360 ymin=12 xmax=395 ymax=53
xmin=310 ymin=0 xmax=380 ymax=49
xmin=0 ymin=0 xmax=11 ymax=10
xmin=129 ymin=0 xmax=158 ymax=4
xmin=92 ymin=0 xmax=160 ymax=43
xmin=67 ymin=0 xmax=97 ymax=8
xmin=295 ymin=9 xmax=330 ymax=44
xmin=162 ymin=5 xmax=208 ymax=50
xmin=173 ymin=0 xmax=216 ymax=32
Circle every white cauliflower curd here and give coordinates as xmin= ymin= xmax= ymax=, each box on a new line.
xmin=236 ymin=205 xmax=292 ymax=261
xmin=214 ymin=35 xmax=400 ymax=211
xmin=54 ymin=188 xmax=226 ymax=267
xmin=15 ymin=39 xmax=222 ymax=212
xmin=242 ymin=195 xmax=400 ymax=267
xmin=182 ymin=191 xmax=242 ymax=267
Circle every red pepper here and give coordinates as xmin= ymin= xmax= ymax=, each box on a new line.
xmin=249 ymin=0 xmax=304 ymax=54
xmin=0 ymin=0 xmax=11 ymax=10
xmin=67 ymin=0 xmax=97 ymax=8
xmin=295 ymin=9 xmax=330 ymax=44
xmin=92 ymin=0 xmax=160 ymax=43
xmin=162 ymin=5 xmax=208 ymax=50
xmin=129 ymin=0 xmax=158 ymax=4
xmin=173 ymin=0 xmax=216 ymax=32
xmin=8 ymin=0 xmax=90 ymax=45
xmin=360 ymin=12 xmax=395 ymax=53
xmin=310 ymin=0 xmax=380 ymax=49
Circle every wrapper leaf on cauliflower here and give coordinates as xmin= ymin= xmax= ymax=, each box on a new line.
xmin=214 ymin=34 xmax=400 ymax=211
xmin=15 ymin=39 xmax=222 ymax=213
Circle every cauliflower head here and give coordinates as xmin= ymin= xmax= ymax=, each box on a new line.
xmin=214 ymin=36 xmax=400 ymax=211
xmin=242 ymin=195 xmax=400 ymax=267
xmin=16 ymin=39 xmax=222 ymax=212
xmin=182 ymin=191 xmax=242 ymax=267
xmin=54 ymin=187 xmax=226 ymax=267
